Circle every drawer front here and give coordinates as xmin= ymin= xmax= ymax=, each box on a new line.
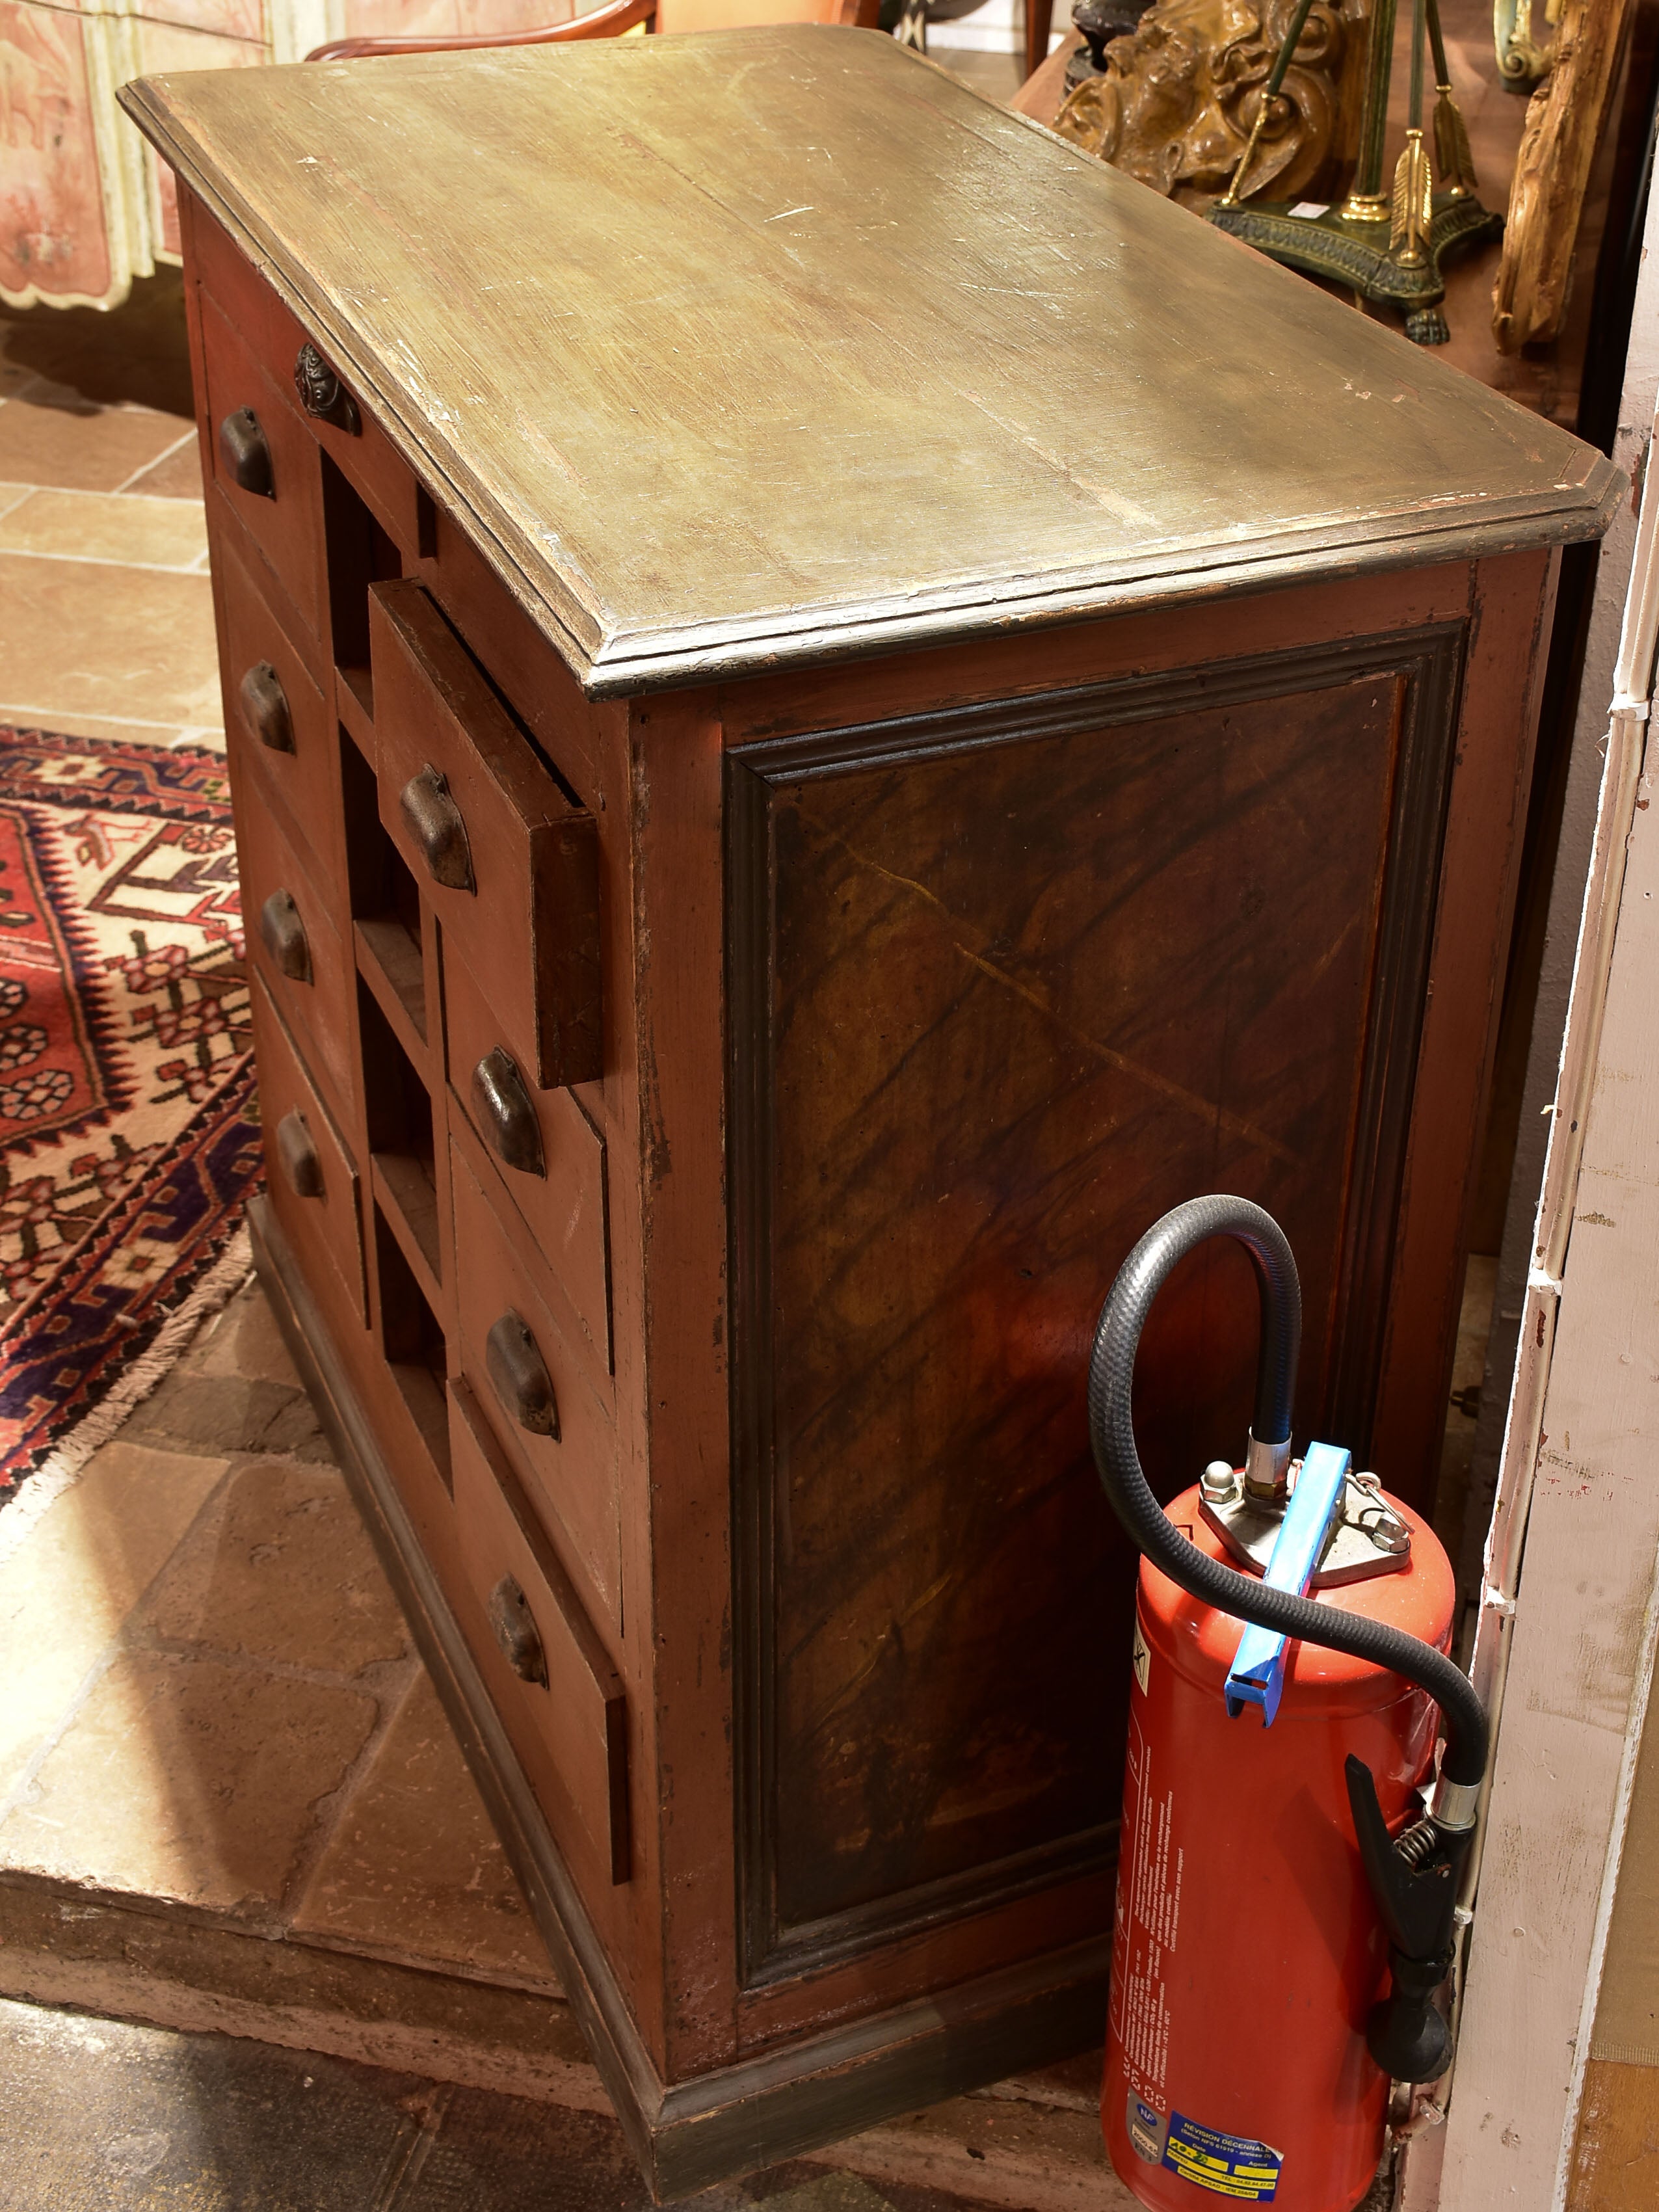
xmin=194 ymin=211 xmax=425 ymax=559
xmin=250 ymin=973 xmax=365 ymax=1327
xmin=200 ymin=292 xmax=325 ymax=641
xmin=369 ymin=578 xmax=601 ymax=1091
xmin=449 ymin=1378 xmax=630 ymax=1887
xmin=451 ymin=1145 xmax=620 ymax=1621
xmin=215 ymin=517 xmax=345 ymax=912
xmin=239 ymin=793 xmax=356 ymax=1125
xmin=444 ymin=942 xmax=611 ymax=1372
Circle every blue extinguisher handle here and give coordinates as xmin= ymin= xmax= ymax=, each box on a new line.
xmin=1223 ymin=1441 xmax=1351 ymax=1724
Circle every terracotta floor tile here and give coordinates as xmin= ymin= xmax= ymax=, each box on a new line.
xmin=0 ymin=552 xmax=222 ymax=730
xmin=0 ymin=1443 xmax=229 ymax=1806
xmin=0 ymin=487 xmax=207 ymax=570
xmin=0 ymin=1648 xmax=379 ymax=1913
xmin=140 ymin=1458 xmax=411 ymax=1677
xmin=0 ymin=396 xmax=192 ymax=493
xmin=291 ymin=1670 xmax=557 ymax=1988
xmin=124 ymin=437 xmax=207 ymax=501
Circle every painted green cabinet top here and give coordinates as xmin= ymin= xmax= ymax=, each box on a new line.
xmin=124 ymin=29 xmax=1617 ymax=694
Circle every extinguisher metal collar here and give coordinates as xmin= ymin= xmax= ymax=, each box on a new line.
xmin=1245 ymin=1428 xmax=1292 ymax=1499
xmin=1430 ymin=1774 xmax=1482 ymax=1835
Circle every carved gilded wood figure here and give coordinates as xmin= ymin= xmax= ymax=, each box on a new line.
xmin=1053 ymin=0 xmax=1370 ymax=210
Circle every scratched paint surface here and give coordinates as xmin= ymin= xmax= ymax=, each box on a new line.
xmin=123 ymin=29 xmax=1613 ymax=687
xmin=747 ymin=671 xmax=1402 ymax=1932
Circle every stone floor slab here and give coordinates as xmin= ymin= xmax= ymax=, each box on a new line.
xmin=0 ymin=1878 xmax=592 ymax=2109
xmin=0 ymin=1991 xmax=1020 ymax=2212
xmin=0 ymin=708 xmax=221 ymax=748
xmin=121 ymin=1363 xmax=328 ymax=1460
xmin=194 ymin=1281 xmax=306 ymax=1388
xmin=0 ymin=1647 xmax=380 ymax=1915
xmin=140 ymin=1458 xmax=412 ymax=1678
xmin=292 ymin=1670 xmax=554 ymax=1988
xmin=0 ymin=1441 xmax=228 ymax=1806
xmin=0 ymin=1993 xmax=419 ymax=2211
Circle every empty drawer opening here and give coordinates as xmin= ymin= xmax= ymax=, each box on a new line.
xmin=341 ymin=723 xmax=425 ymax=1039
xmin=359 ymin=983 xmax=442 ymax=1279
xmin=323 ymin=452 xmax=400 ymax=717
xmin=375 ymin=1204 xmax=451 ymax=1493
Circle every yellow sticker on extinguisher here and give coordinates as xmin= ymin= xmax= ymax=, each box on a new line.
xmin=1161 ymin=2112 xmax=1282 ymax=2200
xmin=1132 ymin=1620 xmax=1150 ymax=1696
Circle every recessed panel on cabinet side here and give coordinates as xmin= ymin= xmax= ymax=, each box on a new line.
xmin=727 ymin=631 xmax=1463 ymax=1980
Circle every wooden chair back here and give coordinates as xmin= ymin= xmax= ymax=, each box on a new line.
xmin=309 ymin=0 xmax=859 ymax=64
xmin=656 ymin=0 xmax=858 ymax=27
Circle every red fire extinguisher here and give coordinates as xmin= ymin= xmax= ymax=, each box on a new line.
xmin=1089 ymin=1197 xmax=1486 ymax=2212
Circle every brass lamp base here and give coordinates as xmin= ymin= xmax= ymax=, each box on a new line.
xmin=1206 ymin=194 xmax=1503 ymax=345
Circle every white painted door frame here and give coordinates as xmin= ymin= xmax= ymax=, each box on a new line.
xmin=1399 ymin=350 xmax=1659 ymax=2207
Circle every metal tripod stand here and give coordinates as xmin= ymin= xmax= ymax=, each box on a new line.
xmin=1205 ymin=0 xmax=1502 ymax=345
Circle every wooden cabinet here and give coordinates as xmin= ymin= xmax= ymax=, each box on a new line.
xmin=125 ymin=27 xmax=1617 ymax=2195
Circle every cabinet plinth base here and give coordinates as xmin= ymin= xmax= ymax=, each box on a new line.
xmin=248 ymin=1195 xmax=1108 ymax=2198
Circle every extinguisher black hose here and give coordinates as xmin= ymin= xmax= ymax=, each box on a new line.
xmin=1087 ymin=1195 xmax=1489 ymax=1791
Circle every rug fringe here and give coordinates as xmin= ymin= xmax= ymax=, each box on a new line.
xmin=0 ymin=1227 xmax=254 ymax=1569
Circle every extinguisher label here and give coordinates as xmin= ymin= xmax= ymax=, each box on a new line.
xmin=1114 ymin=1714 xmax=1181 ymax=2105
xmin=1125 ymin=2093 xmax=1168 ymax=2165
xmin=1161 ymin=2112 xmax=1284 ymax=2201
xmin=1132 ymin=1619 xmax=1151 ymax=1696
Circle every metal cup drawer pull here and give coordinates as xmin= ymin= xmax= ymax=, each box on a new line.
xmin=399 ymin=764 xmax=475 ymax=892
xmin=219 ymin=407 xmax=274 ymax=498
xmin=259 ymin=888 xmax=312 ymax=983
xmin=275 ymin=1108 xmax=324 ymax=1198
xmin=487 ymin=1575 xmax=548 ymax=1688
xmin=471 ymin=1047 xmax=545 ymax=1177
xmin=293 ymin=341 xmax=362 ymax=435
xmin=239 ymin=661 xmax=294 ymax=753
xmin=486 ymin=1309 xmax=559 ymax=1439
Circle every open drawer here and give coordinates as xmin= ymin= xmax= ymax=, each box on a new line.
xmin=369 ymin=579 xmax=601 ymax=1090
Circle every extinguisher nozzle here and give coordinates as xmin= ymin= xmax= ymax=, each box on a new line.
xmin=1366 ymin=1949 xmax=1455 ymax=2085
xmin=1346 ymin=1753 xmax=1474 ymax=2086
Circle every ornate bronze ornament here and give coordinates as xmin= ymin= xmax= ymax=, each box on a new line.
xmin=293 ymin=340 xmax=362 ymax=434
xmin=1493 ymin=0 xmax=1552 ymax=88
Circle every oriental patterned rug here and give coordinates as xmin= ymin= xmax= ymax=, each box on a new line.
xmin=0 ymin=726 xmax=261 ymax=1540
